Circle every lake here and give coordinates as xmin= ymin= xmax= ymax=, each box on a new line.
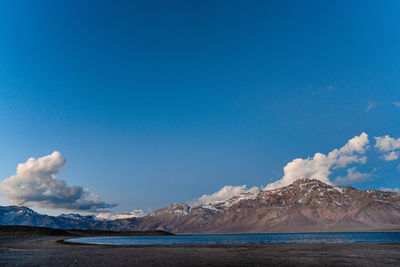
xmin=65 ymin=232 xmax=400 ymax=245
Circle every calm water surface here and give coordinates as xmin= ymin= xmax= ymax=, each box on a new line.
xmin=65 ymin=232 xmax=400 ymax=245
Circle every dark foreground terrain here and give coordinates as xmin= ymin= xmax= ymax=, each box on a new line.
xmin=0 ymin=225 xmax=174 ymax=237
xmin=0 ymin=226 xmax=400 ymax=266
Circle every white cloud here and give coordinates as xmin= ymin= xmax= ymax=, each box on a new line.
xmin=375 ymin=135 xmax=400 ymax=161
xmin=0 ymin=151 xmax=116 ymax=211
xmin=375 ymin=135 xmax=400 ymax=152
xmin=393 ymin=102 xmax=400 ymax=108
xmin=365 ymin=101 xmax=376 ymax=112
xmin=97 ymin=209 xmax=145 ymax=220
xmin=334 ymin=167 xmax=371 ymax=185
xmin=265 ymin=133 xmax=369 ymax=190
xmin=191 ymin=185 xmax=259 ymax=206
xmin=383 ymin=151 xmax=400 ymax=161
xmin=379 ymin=187 xmax=400 ymax=193
xmin=310 ymin=85 xmax=333 ymax=95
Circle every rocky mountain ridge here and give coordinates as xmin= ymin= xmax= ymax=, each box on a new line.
xmin=0 ymin=205 xmax=140 ymax=230
xmin=1 ymin=179 xmax=400 ymax=233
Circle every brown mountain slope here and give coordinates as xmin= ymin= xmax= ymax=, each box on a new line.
xmin=134 ymin=179 xmax=400 ymax=233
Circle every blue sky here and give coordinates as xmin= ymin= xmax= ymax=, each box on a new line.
xmin=0 ymin=0 xmax=399 ymax=215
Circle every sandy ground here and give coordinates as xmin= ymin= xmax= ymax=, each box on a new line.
xmin=1 ymin=236 xmax=400 ymax=266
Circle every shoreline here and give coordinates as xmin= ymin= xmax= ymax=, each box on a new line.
xmin=62 ymin=232 xmax=400 ymax=247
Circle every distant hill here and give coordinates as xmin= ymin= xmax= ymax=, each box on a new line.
xmin=1 ymin=179 xmax=400 ymax=233
xmin=0 ymin=205 xmax=140 ymax=231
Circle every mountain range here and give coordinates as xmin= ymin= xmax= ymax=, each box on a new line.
xmin=1 ymin=179 xmax=400 ymax=233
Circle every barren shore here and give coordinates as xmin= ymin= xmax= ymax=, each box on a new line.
xmin=1 ymin=234 xmax=400 ymax=267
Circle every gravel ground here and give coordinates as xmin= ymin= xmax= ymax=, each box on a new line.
xmin=1 ymin=236 xmax=400 ymax=266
